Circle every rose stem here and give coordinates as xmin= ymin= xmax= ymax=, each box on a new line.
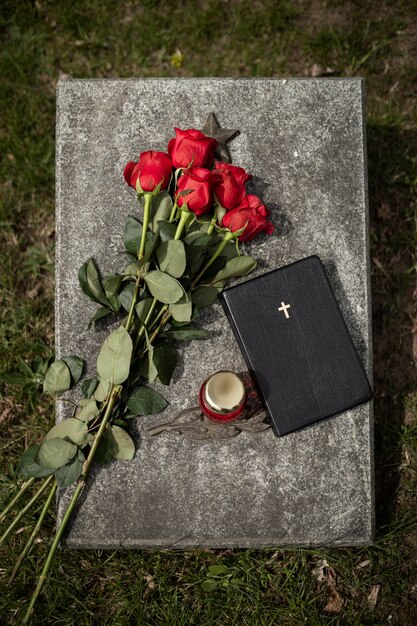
xmin=168 ymin=200 xmax=178 ymax=222
xmin=138 ymin=193 xmax=152 ymax=260
xmin=23 ymin=385 xmax=121 ymax=625
xmin=134 ymin=297 xmax=158 ymax=350
xmin=126 ymin=193 xmax=153 ymax=330
xmin=135 ymin=210 xmax=190 ymax=349
xmin=0 ymin=477 xmax=35 ymax=524
xmin=8 ymin=481 xmax=58 ymax=585
xmin=0 ymin=476 xmax=54 ymax=547
xmin=174 ymin=210 xmax=191 ymax=240
xmin=191 ymin=230 xmax=234 ymax=288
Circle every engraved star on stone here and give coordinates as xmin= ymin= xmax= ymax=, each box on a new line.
xmin=200 ymin=112 xmax=240 ymax=163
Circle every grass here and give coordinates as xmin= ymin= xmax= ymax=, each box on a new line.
xmin=1 ymin=0 xmax=417 ymax=623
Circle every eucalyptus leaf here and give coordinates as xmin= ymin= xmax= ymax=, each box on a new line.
xmin=157 ymin=240 xmax=186 ymax=278
xmin=169 ymin=297 xmax=192 ymax=323
xmin=78 ymin=258 xmax=110 ymax=307
xmin=157 ymin=220 xmax=177 ymax=242
xmin=36 ymin=438 xmax=77 ymax=469
xmin=127 ymin=386 xmax=168 ymax=416
xmin=54 ymin=449 xmax=84 ymax=489
xmin=96 ymin=326 xmax=133 ymax=385
xmin=46 ymin=418 xmax=88 ymax=445
xmin=144 ymin=270 xmax=184 ymax=304
xmin=88 ymin=306 xmax=112 ymax=329
xmin=211 ymin=256 xmax=257 ymax=283
xmin=123 ymin=215 xmax=142 ymax=256
xmin=144 ymin=330 xmax=158 ymax=382
xmin=153 ymin=343 xmax=178 ymax=385
xmin=43 ymin=360 xmax=71 ymax=396
xmin=111 ymin=425 xmax=135 ymax=460
xmin=151 ymin=191 xmax=173 ymax=231
xmin=61 ymin=355 xmax=84 ymax=385
xmin=162 ymin=327 xmax=209 ymax=341
xmin=76 ymin=398 xmax=99 ymax=422
xmin=81 ymin=377 xmax=99 ymax=399
xmin=18 ymin=445 xmax=55 ymax=478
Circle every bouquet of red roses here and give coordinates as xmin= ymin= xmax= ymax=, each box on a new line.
xmin=1 ymin=123 xmax=274 ymax=622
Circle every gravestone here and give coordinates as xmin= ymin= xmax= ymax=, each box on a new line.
xmin=56 ymin=78 xmax=374 ymax=548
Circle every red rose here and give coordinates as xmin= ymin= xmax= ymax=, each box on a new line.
xmin=168 ymin=128 xmax=217 ymax=168
xmin=221 ymin=194 xmax=275 ymax=242
xmin=214 ymin=162 xmax=252 ymax=210
xmin=123 ymin=151 xmax=172 ymax=192
xmin=176 ymin=167 xmax=218 ymax=216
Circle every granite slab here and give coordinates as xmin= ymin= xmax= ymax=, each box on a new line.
xmin=56 ymin=78 xmax=374 ymax=548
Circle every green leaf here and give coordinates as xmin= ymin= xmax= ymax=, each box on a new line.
xmin=191 ymin=284 xmax=223 ymax=308
xmin=78 ymin=258 xmax=110 ymax=307
xmin=119 ymin=283 xmax=135 ymax=312
xmin=76 ymin=400 xmax=98 ymax=422
xmin=88 ymin=307 xmax=112 ymax=329
xmin=124 ymin=215 xmax=142 ymax=256
xmin=61 ymin=355 xmax=84 ymax=385
xmin=201 ymin=580 xmax=218 ymax=592
xmin=151 ymin=191 xmax=173 ymax=231
xmin=43 ymin=360 xmax=71 ymax=396
xmin=46 ymin=418 xmax=88 ymax=445
xmin=94 ymin=426 xmax=115 ymax=465
xmin=144 ymin=270 xmax=184 ymax=304
xmin=96 ymin=326 xmax=133 ymax=385
xmin=94 ymin=379 xmax=111 ymax=402
xmin=209 ymin=564 xmax=228 ymax=576
xmin=157 ymin=240 xmax=186 ymax=278
xmin=153 ymin=343 xmax=178 ymax=385
xmin=162 ymin=327 xmax=209 ymax=341
xmin=169 ymin=297 xmax=192 ymax=323
xmin=76 ymin=398 xmax=99 ymax=422
xmin=157 ymin=220 xmax=177 ymax=241
xmin=36 ymin=438 xmax=77 ymax=469
xmin=81 ymin=377 xmax=99 ymax=399
xmin=144 ymin=330 xmax=158 ymax=383
xmin=111 ymin=425 xmax=135 ymax=460
xmin=127 ymin=386 xmax=168 ymax=416
xmin=18 ymin=445 xmax=55 ymax=478
xmin=211 ymin=256 xmax=257 ymax=283
xmin=135 ymin=297 xmax=154 ymax=323
xmin=102 ymin=274 xmax=122 ymax=311
xmin=55 ymin=449 xmax=84 ymax=489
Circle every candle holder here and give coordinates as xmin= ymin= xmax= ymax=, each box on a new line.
xmin=146 ymin=371 xmax=270 ymax=441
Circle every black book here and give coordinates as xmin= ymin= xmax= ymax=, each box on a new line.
xmin=219 ymin=255 xmax=372 ymax=436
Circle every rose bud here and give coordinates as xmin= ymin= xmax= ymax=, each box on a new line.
xmin=168 ymin=128 xmax=217 ymax=168
xmin=176 ymin=167 xmax=219 ymax=216
xmin=123 ymin=150 xmax=172 ymax=193
xmin=214 ymin=162 xmax=252 ymax=210
xmin=221 ymin=194 xmax=275 ymax=242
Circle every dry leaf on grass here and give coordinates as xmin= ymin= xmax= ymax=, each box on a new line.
xmin=323 ymin=567 xmax=343 ymax=613
xmin=367 ymin=584 xmax=381 ymax=610
xmin=312 ymin=558 xmax=329 ymax=582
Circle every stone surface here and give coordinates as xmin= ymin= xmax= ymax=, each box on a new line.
xmin=56 ymin=78 xmax=373 ymax=548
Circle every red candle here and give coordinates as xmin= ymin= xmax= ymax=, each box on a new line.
xmin=199 ymin=370 xmax=247 ymax=423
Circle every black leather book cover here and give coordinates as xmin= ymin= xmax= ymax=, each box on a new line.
xmin=219 ymin=255 xmax=372 ymax=436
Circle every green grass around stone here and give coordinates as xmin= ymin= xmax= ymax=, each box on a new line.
xmin=1 ymin=0 xmax=417 ymax=624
